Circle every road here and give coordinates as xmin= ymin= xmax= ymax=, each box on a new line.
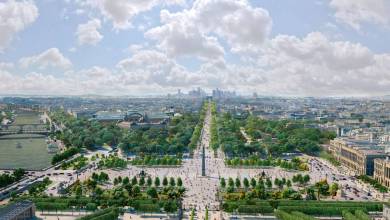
xmin=181 ymin=102 xmax=221 ymax=219
xmin=308 ymin=157 xmax=376 ymax=201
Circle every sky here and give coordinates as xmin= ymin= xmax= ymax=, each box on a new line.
xmin=1 ymin=0 xmax=390 ymax=97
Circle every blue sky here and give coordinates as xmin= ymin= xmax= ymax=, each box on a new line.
xmin=1 ymin=0 xmax=390 ymax=96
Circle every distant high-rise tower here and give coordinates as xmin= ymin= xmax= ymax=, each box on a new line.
xmin=337 ymin=127 xmax=343 ymax=137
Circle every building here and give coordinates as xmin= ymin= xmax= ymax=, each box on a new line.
xmin=0 ymin=200 xmax=35 ymax=220
xmin=92 ymin=111 xmax=126 ymax=122
xmin=188 ymin=87 xmax=206 ymax=98
xmin=130 ymin=112 xmax=170 ymax=129
xmin=144 ymin=112 xmax=170 ymax=124
xmin=329 ymin=138 xmax=386 ymax=176
xmin=384 ymin=203 xmax=390 ymax=220
xmin=125 ymin=111 xmax=144 ymax=122
xmin=212 ymin=88 xmax=236 ymax=99
xmin=69 ymin=109 xmax=96 ymax=119
xmin=374 ymin=158 xmax=390 ymax=188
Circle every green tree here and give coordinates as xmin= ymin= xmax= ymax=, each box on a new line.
xmin=306 ymin=187 xmax=317 ymax=200
xmin=329 ymin=183 xmax=339 ymax=197
xmin=287 ymin=179 xmax=292 ymax=188
xmin=266 ymin=178 xmax=272 ymax=189
xmin=154 ymin=177 xmax=160 ymax=187
xmin=133 ymin=185 xmax=141 ymax=197
xmin=75 ymin=185 xmax=82 ymax=197
xmin=113 ymin=177 xmax=119 ymax=185
xmin=220 ymin=178 xmax=226 ymax=188
xmin=303 ymin=174 xmax=310 ymax=185
xmin=132 ymin=176 xmax=138 ymax=185
xmin=274 ymin=178 xmax=280 ymax=188
xmin=235 ymin=178 xmax=241 ymax=188
xmin=163 ymin=177 xmax=168 ymax=186
xmin=250 ymin=178 xmax=256 ymax=188
xmin=228 ymin=177 xmax=234 ymax=188
xmin=139 ymin=176 xmax=145 ymax=186
xmin=147 ymin=176 xmax=153 ymax=186
xmin=123 ymin=177 xmax=129 ymax=185
xmin=99 ymin=172 xmax=109 ymax=182
xmin=169 ymin=177 xmax=176 ymax=187
xmin=177 ymin=177 xmax=183 ymax=187
xmin=147 ymin=187 xmax=158 ymax=198
xmin=243 ymin=178 xmax=249 ymax=189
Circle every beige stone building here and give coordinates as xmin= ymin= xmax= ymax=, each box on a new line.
xmin=384 ymin=203 xmax=390 ymax=220
xmin=374 ymin=158 xmax=390 ymax=187
xmin=329 ymin=138 xmax=386 ymax=176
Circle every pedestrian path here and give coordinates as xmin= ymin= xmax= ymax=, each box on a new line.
xmin=182 ymin=103 xmax=223 ymax=218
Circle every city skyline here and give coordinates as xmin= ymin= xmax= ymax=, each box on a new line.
xmin=1 ymin=0 xmax=390 ymax=97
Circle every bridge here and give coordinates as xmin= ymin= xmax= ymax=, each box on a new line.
xmin=0 ymin=124 xmax=50 ymax=136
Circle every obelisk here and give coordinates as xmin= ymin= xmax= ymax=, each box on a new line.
xmin=201 ymin=145 xmax=206 ymax=176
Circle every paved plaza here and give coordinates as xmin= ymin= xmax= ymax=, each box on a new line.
xmin=31 ymin=104 xmax=387 ymax=219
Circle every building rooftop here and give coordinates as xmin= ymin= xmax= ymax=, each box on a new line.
xmin=0 ymin=200 xmax=34 ymax=220
xmin=360 ymin=149 xmax=386 ymax=156
xmin=334 ymin=137 xmax=386 ymax=155
xmin=94 ymin=111 xmax=125 ymax=120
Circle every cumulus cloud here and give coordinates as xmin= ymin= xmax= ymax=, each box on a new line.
xmin=79 ymin=0 xmax=185 ymax=30
xmin=0 ymin=62 xmax=14 ymax=70
xmin=3 ymin=33 xmax=390 ymax=97
xmin=19 ymin=48 xmax=72 ymax=70
xmin=117 ymin=50 xmax=201 ymax=87
xmin=145 ymin=0 xmax=272 ymax=59
xmin=262 ymin=32 xmax=374 ymax=71
xmin=0 ymin=49 xmax=262 ymax=95
xmin=2 ymin=1 xmax=390 ymax=97
xmin=330 ymin=0 xmax=390 ymax=30
xmin=0 ymin=50 xmax=195 ymax=95
xmin=146 ymin=20 xmax=225 ymax=60
xmin=0 ymin=70 xmax=68 ymax=95
xmin=252 ymin=32 xmax=390 ymax=96
xmin=0 ymin=0 xmax=39 ymax=51
xmin=76 ymin=18 xmax=103 ymax=45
